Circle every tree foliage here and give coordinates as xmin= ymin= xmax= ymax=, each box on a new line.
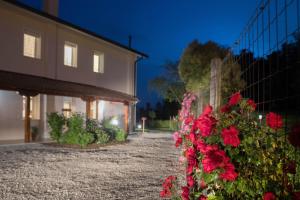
xmin=221 ymin=62 xmax=246 ymax=100
xmin=179 ymin=40 xmax=228 ymax=92
xmin=149 ymin=60 xmax=186 ymax=103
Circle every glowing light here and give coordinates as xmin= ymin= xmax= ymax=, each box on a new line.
xmin=111 ymin=118 xmax=119 ymax=126
xmin=259 ymin=115 xmax=263 ymax=120
xmin=137 ymin=124 xmax=142 ymax=129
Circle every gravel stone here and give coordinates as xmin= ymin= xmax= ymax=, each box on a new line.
xmin=0 ymin=133 xmax=183 ymax=200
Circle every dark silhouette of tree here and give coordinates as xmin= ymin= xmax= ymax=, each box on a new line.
xmin=149 ymin=60 xmax=185 ymax=103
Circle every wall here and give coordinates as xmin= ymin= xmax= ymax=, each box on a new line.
xmin=0 ymin=90 xmax=23 ymax=140
xmin=0 ymin=1 xmax=137 ymax=95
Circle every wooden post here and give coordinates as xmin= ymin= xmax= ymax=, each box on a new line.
xmin=24 ymin=95 xmax=31 ymax=143
xmin=124 ymin=103 xmax=129 ymax=133
xmin=86 ymin=99 xmax=91 ymax=119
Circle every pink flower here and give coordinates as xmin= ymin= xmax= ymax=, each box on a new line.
xmin=219 ymin=162 xmax=238 ymax=181
xmin=221 ymin=126 xmax=240 ymax=147
xmin=172 ymin=131 xmax=179 ymax=141
xmin=263 ymin=192 xmax=276 ymax=200
xmin=228 ymin=92 xmax=242 ymax=106
xmin=266 ymin=112 xmax=283 ymax=130
xmin=247 ymin=99 xmax=256 ymax=110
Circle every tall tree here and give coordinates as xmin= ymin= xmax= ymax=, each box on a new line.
xmin=179 ymin=40 xmax=228 ymax=113
xmin=149 ymin=60 xmax=186 ymax=103
xmin=179 ymin=40 xmax=228 ymax=92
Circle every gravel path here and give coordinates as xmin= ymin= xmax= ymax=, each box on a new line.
xmin=0 ymin=133 xmax=183 ymax=200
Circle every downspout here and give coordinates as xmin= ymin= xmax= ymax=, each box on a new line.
xmin=133 ymin=56 xmax=144 ymax=131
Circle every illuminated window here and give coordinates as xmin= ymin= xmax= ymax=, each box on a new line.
xmin=22 ymin=95 xmax=40 ymax=119
xmin=23 ymin=32 xmax=41 ymax=59
xmin=91 ymin=101 xmax=97 ymax=119
xmin=93 ymin=52 xmax=104 ymax=73
xmin=63 ymin=100 xmax=72 ymax=118
xmin=64 ymin=42 xmax=77 ymax=67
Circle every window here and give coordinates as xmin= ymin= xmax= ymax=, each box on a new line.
xmin=64 ymin=42 xmax=77 ymax=67
xmin=23 ymin=32 xmax=41 ymax=59
xmin=93 ymin=52 xmax=104 ymax=73
xmin=62 ymin=100 xmax=72 ymax=118
xmin=22 ymin=95 xmax=40 ymax=120
xmin=90 ymin=101 xmax=97 ymax=119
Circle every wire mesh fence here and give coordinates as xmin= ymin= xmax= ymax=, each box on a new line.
xmin=223 ymin=0 xmax=300 ymax=126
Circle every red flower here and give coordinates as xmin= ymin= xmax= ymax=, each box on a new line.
xmin=202 ymin=105 xmax=213 ymax=115
xmin=202 ymin=148 xmax=228 ymax=173
xmin=266 ymin=112 xmax=283 ymax=130
xmin=219 ymin=162 xmax=238 ymax=181
xmin=288 ymin=124 xmax=300 ymax=148
xmin=228 ymin=92 xmax=242 ymax=106
xmin=220 ymin=104 xmax=230 ymax=113
xmin=160 ymin=176 xmax=176 ymax=198
xmin=185 ymin=147 xmax=197 ymax=174
xmin=221 ymin=126 xmax=240 ymax=147
xmin=263 ymin=192 xmax=276 ymax=200
xmin=187 ymin=175 xmax=195 ymax=187
xmin=195 ymin=139 xmax=207 ymax=154
xmin=293 ymin=192 xmax=300 ymax=200
xmin=186 ymin=132 xmax=196 ymax=144
xmin=200 ymin=179 xmax=206 ymax=189
xmin=175 ymin=137 xmax=182 ymax=147
xmin=247 ymin=99 xmax=256 ymax=110
xmin=181 ymin=186 xmax=190 ymax=200
xmin=284 ymin=160 xmax=296 ymax=174
xmin=185 ymin=115 xmax=194 ymax=125
xmin=199 ymin=195 xmax=207 ymax=200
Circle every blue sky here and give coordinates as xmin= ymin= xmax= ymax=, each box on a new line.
xmin=19 ymin=0 xmax=259 ymax=107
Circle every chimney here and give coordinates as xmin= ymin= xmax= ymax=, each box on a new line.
xmin=43 ymin=0 xmax=59 ymax=17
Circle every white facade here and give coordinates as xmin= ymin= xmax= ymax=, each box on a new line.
xmin=0 ymin=1 xmax=144 ymax=141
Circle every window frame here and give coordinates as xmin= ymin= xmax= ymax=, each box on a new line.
xmin=23 ymin=30 xmax=42 ymax=59
xmin=93 ymin=51 xmax=104 ymax=73
xmin=64 ymin=41 xmax=78 ymax=67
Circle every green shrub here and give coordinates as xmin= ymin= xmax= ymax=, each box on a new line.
xmin=86 ymin=118 xmax=100 ymax=133
xmin=114 ymin=127 xmax=126 ymax=142
xmin=62 ymin=113 xmax=93 ymax=147
xmin=95 ymin=128 xmax=110 ymax=144
xmin=47 ymin=112 xmax=65 ymax=142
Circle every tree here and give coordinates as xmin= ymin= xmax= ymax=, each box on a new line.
xmin=179 ymin=40 xmax=228 ymax=92
xmin=149 ymin=60 xmax=186 ymax=104
xmin=179 ymin=40 xmax=228 ymax=113
xmin=148 ymin=110 xmax=156 ymax=121
xmin=221 ymin=62 xmax=246 ymax=100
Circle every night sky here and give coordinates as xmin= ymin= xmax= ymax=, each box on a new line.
xmin=18 ymin=0 xmax=259 ymax=107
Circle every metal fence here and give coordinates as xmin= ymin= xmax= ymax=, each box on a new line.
xmin=223 ymin=0 xmax=300 ymax=126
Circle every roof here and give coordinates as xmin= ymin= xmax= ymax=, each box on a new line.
xmin=0 ymin=70 xmax=137 ymax=103
xmin=2 ymin=0 xmax=148 ymax=58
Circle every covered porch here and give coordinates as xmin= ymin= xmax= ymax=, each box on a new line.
xmin=0 ymin=70 xmax=136 ymax=143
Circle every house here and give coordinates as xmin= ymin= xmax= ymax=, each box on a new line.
xmin=0 ymin=0 xmax=147 ymax=142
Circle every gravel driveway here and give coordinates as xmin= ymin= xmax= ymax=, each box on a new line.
xmin=0 ymin=133 xmax=182 ymax=200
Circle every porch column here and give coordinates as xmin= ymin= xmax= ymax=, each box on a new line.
xmin=81 ymin=96 xmax=95 ymax=119
xmin=18 ymin=90 xmax=38 ymax=143
xmin=24 ymin=95 xmax=31 ymax=143
xmin=86 ymin=99 xmax=91 ymax=119
xmin=124 ymin=102 xmax=129 ymax=133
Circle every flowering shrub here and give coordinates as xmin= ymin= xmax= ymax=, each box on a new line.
xmin=161 ymin=92 xmax=300 ymax=199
